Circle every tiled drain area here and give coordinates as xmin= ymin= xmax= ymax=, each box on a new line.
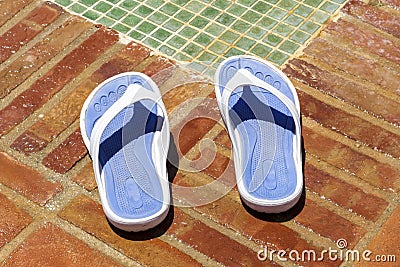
xmin=51 ymin=0 xmax=346 ymax=68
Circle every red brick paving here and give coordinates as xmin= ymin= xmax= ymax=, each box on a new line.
xmin=304 ymin=163 xmax=388 ymax=221
xmin=11 ymin=42 xmax=151 ymax=155
xmin=0 ymin=0 xmax=400 ymax=266
xmin=0 ymin=193 xmax=32 ymax=248
xmin=0 ymin=26 xmax=119 ymax=136
xmin=42 ymin=129 xmax=87 ymax=174
xmin=284 ymin=58 xmax=400 ymax=126
xmin=358 ymin=206 xmax=400 ymax=265
xmin=169 ymin=208 xmax=277 ymax=266
xmin=296 ymin=87 xmax=400 ymax=159
xmin=2 ymin=223 xmax=123 ymax=267
xmin=343 ymin=0 xmax=400 ymax=38
xmin=302 ymin=126 xmax=399 ymax=191
xmin=0 ymin=2 xmax=62 ymax=64
xmin=325 ymin=18 xmax=400 ymax=66
xmin=71 ymin=161 xmax=97 ymax=191
xmin=0 ymin=0 xmax=35 ymax=27
xmin=58 ymin=195 xmax=202 ymax=267
xmin=0 ymin=17 xmax=91 ymax=99
xmin=0 ymin=152 xmax=62 ymax=205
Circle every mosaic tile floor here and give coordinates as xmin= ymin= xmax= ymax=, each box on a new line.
xmin=51 ymin=0 xmax=347 ymax=70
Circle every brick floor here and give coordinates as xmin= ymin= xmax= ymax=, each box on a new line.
xmin=0 ymin=0 xmax=400 ymax=266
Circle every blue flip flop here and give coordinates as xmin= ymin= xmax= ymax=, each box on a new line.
xmin=214 ymin=56 xmax=303 ymax=213
xmin=80 ymin=72 xmax=170 ymax=231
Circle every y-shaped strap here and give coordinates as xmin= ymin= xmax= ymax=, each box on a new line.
xmin=220 ymin=68 xmax=301 ymax=162
xmin=89 ymin=82 xmax=170 ymax=191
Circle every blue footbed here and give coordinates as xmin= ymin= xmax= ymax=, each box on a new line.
xmin=84 ymin=75 xmax=165 ymax=219
xmin=218 ymin=58 xmax=297 ymax=200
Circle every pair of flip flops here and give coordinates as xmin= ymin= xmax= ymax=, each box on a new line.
xmin=80 ymin=56 xmax=303 ymax=232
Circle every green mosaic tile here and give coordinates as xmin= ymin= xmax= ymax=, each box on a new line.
xmin=143 ymin=38 xmax=161 ymax=49
xmin=272 ymin=23 xmax=294 ymax=37
xmin=304 ymin=0 xmax=323 ymax=8
xmin=123 ymin=14 xmax=141 ymax=26
xmin=235 ymin=37 xmax=256 ymax=51
xmin=176 ymin=10 xmax=193 ymax=22
xmin=136 ymin=21 xmax=157 ymax=34
xmin=134 ymin=5 xmax=154 ymax=17
xmin=310 ymin=10 xmax=330 ymax=24
xmin=175 ymin=52 xmax=191 ymax=61
xmin=190 ymin=17 xmax=210 ymax=29
xmin=183 ymin=43 xmax=203 ymax=57
xmin=179 ymin=27 xmax=198 ymax=38
xmin=294 ymin=4 xmax=313 ymax=17
xmin=284 ymin=14 xmax=303 ymax=26
xmin=129 ymin=30 xmax=145 ymax=40
xmin=190 ymin=62 xmax=207 ymax=73
xmin=237 ymin=0 xmax=257 ymax=7
xmin=205 ymin=24 xmax=225 ymax=36
xmin=264 ymin=0 xmax=279 ymax=4
xmin=216 ymin=13 xmax=236 ymax=26
xmin=53 ymin=0 xmax=342 ymax=67
xmin=94 ymin=1 xmax=112 ymax=12
xmin=258 ymin=17 xmax=278 ymax=30
xmin=220 ymin=31 xmax=239 ymax=43
xmin=106 ymin=0 xmax=121 ymax=4
xmin=79 ymin=0 xmax=97 ymax=6
xmin=70 ymin=3 xmax=86 ymax=13
xmin=55 ymin=0 xmax=72 ymax=6
xmin=300 ymin=20 xmax=320 ymax=34
xmin=278 ymin=0 xmax=298 ymax=11
xmin=232 ymin=20 xmax=251 ymax=33
xmin=164 ymin=19 xmax=184 ymax=31
xmin=153 ymin=28 xmax=171 ymax=41
xmin=251 ymin=43 xmax=272 ymax=58
xmin=113 ymin=23 xmax=130 ymax=33
xmin=121 ymin=0 xmax=139 ymax=10
xmin=209 ymin=42 xmax=228 ymax=54
xmin=107 ymin=7 xmax=127 ymax=20
xmin=248 ymin=26 xmax=266 ymax=39
xmin=160 ymin=3 xmax=179 ymax=15
xmin=320 ymin=1 xmax=340 ymax=13
xmin=97 ymin=16 xmax=115 ymax=27
xmin=204 ymin=68 xmax=216 ymax=78
xmin=167 ymin=35 xmax=187 ymax=48
xmin=279 ymin=40 xmax=299 ymax=54
xmin=201 ymin=7 xmax=220 ymax=19
xmin=242 ymin=10 xmax=262 ymax=23
xmin=83 ymin=10 xmax=101 ymax=20
xmin=159 ymin=45 xmax=176 ymax=56
xmin=264 ymin=34 xmax=283 ymax=46
xmin=194 ymin=33 xmax=213 ymax=47
xmin=149 ymin=12 xmax=169 ymax=24
xmin=227 ymin=5 xmax=247 ymax=16
xmin=186 ymin=1 xmax=205 ymax=12
xmin=267 ymin=50 xmax=289 ymax=65
xmin=268 ymin=8 xmax=288 ymax=20
xmin=145 ymin=0 xmax=165 ymax=8
xmin=213 ymin=0 xmax=232 ymax=9
xmin=171 ymin=0 xmax=190 ymax=6
xmin=225 ymin=47 xmax=244 ymax=57
xmin=198 ymin=51 xmax=218 ymax=62
xmin=289 ymin=30 xmax=311 ymax=44
xmin=252 ymin=2 xmax=272 ymax=13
